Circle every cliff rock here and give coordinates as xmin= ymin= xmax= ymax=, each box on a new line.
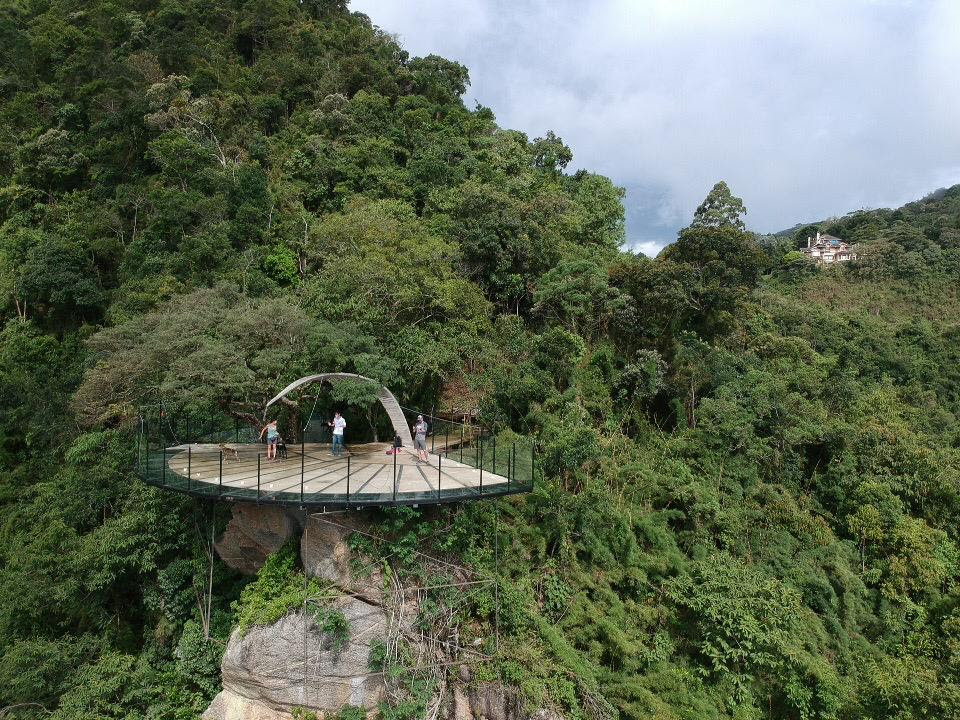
xmin=205 ymin=601 xmax=385 ymax=719
xmin=215 ymin=503 xmax=302 ymax=574
xmin=442 ymin=682 xmax=562 ymax=720
xmin=301 ymin=512 xmax=384 ymax=596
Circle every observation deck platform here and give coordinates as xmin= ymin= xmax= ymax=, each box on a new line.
xmin=140 ymin=441 xmax=527 ymax=507
xmin=136 ymin=373 xmax=533 ymax=508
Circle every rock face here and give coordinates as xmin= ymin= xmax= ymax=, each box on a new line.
xmin=206 ymin=509 xmax=559 ymax=720
xmin=442 ymin=683 xmax=561 ymax=720
xmin=301 ymin=512 xmax=382 ymax=594
xmin=215 ymin=503 xmax=302 ymax=574
xmin=527 ymin=711 xmax=564 ymax=720
xmin=468 ymin=683 xmax=517 ymax=720
xmin=207 ymin=510 xmax=390 ymax=720
xmin=202 ymin=692 xmax=289 ymax=720
xmin=205 ymin=601 xmax=386 ymax=719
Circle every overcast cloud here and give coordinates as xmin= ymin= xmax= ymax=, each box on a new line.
xmin=350 ymin=0 xmax=960 ymax=255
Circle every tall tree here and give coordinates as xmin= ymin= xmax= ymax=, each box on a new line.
xmin=691 ymin=180 xmax=747 ymax=231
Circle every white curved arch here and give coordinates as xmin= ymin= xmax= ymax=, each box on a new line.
xmin=266 ymin=373 xmax=413 ymax=448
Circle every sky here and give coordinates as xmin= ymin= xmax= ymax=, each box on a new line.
xmin=350 ymin=0 xmax=960 ymax=256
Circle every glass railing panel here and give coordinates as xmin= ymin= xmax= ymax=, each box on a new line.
xmin=135 ymin=407 xmax=536 ymax=504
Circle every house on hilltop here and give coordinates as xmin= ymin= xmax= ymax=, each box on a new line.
xmin=800 ymin=231 xmax=858 ymax=264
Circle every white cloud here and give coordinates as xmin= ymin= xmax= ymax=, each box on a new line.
xmin=630 ymin=240 xmax=665 ymax=258
xmin=351 ymin=0 xmax=960 ymax=254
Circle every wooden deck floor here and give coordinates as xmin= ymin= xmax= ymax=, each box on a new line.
xmin=160 ymin=442 xmax=511 ymax=503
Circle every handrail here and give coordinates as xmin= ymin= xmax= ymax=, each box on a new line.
xmin=398 ymin=404 xmax=486 ymax=431
xmin=135 ymin=405 xmax=536 ymax=508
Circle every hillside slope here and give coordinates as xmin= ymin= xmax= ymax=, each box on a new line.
xmin=3 ymin=2 xmax=960 ymax=719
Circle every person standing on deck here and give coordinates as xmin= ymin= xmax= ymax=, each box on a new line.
xmin=413 ymin=414 xmax=429 ymax=463
xmin=329 ymin=411 xmax=346 ymax=456
xmin=259 ymin=420 xmax=280 ymax=460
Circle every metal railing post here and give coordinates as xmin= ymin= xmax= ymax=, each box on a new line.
xmin=438 ymin=453 xmax=442 ymax=501
xmin=510 ymin=443 xmax=515 ymax=492
xmin=393 ymin=447 xmax=397 ymax=502
xmin=219 ymin=450 xmax=223 ymax=496
xmin=492 ymin=435 xmax=496 ymax=476
xmin=346 ymin=455 xmax=351 ymax=506
xmin=300 ymin=437 xmax=305 ymax=504
xmin=459 ymin=425 xmax=464 ymax=463
xmin=162 ymin=446 xmax=166 ymax=486
xmin=445 ymin=423 xmax=449 ymax=459
xmin=257 ymin=453 xmax=261 ymax=501
xmin=431 ymin=414 xmax=435 ymax=453
xmin=187 ymin=446 xmax=192 ymax=492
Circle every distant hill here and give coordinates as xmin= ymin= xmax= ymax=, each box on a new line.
xmin=775 ymin=183 xmax=960 ymax=241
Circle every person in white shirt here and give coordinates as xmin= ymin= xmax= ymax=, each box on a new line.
xmin=329 ymin=411 xmax=347 ymax=456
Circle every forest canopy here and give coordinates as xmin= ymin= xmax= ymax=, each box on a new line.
xmin=3 ymin=1 xmax=960 ymax=719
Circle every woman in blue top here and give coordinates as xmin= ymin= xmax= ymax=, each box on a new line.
xmin=259 ymin=420 xmax=280 ymax=460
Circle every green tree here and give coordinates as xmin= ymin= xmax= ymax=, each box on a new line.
xmin=531 ymin=131 xmax=573 ymax=174
xmin=532 ymin=258 xmax=625 ymax=340
xmin=74 ymin=286 xmax=329 ymax=427
xmin=659 ymin=223 xmax=767 ymax=337
xmin=793 ymin=224 xmax=821 ymax=250
xmin=691 ymin=180 xmax=747 ymax=231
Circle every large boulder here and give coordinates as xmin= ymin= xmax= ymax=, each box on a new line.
xmin=301 ymin=512 xmax=383 ymax=596
xmin=202 ymin=692 xmax=290 ymax=720
xmin=216 ymin=503 xmax=302 ymax=574
xmin=206 ymin=600 xmax=386 ymax=719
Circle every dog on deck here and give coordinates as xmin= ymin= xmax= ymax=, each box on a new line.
xmin=276 ymin=438 xmax=288 ymax=460
xmin=218 ymin=443 xmax=240 ymax=461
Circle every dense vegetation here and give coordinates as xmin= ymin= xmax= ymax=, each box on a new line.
xmin=3 ymin=1 xmax=960 ymax=718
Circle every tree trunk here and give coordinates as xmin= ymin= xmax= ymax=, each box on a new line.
xmin=686 ymin=383 xmax=697 ymax=429
xmin=217 ymin=401 xmax=262 ymax=431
